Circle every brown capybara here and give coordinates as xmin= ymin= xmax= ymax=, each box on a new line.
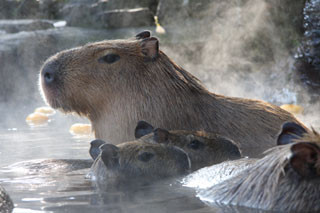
xmin=135 ymin=120 xmax=241 ymax=171
xmin=39 ymin=30 xmax=304 ymax=157
xmin=88 ymin=139 xmax=191 ymax=185
xmin=196 ymin=122 xmax=320 ymax=212
xmin=0 ymin=185 xmax=13 ymax=213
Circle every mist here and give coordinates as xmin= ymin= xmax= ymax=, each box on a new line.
xmin=0 ymin=0 xmax=318 ymax=128
xmin=161 ymin=0 xmax=319 ymax=128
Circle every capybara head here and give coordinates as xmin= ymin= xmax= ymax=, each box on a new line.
xmin=135 ymin=121 xmax=241 ymax=171
xmin=199 ymin=122 xmax=320 ymax=212
xmin=89 ymin=139 xmax=191 ymax=185
xmin=40 ymin=31 xmax=176 ymax=117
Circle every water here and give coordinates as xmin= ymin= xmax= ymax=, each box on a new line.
xmin=0 ymin=113 xmax=224 ymax=213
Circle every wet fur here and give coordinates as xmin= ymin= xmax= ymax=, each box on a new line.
xmin=140 ymin=129 xmax=241 ymax=171
xmin=199 ymin=131 xmax=320 ymax=212
xmin=40 ymin=35 xmax=304 ymax=157
xmin=89 ymin=140 xmax=191 ymax=185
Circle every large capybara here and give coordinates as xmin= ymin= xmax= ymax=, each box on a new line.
xmin=195 ymin=122 xmax=320 ymax=212
xmin=88 ymin=139 xmax=191 ymax=185
xmin=40 ymin=30 xmax=304 ymax=157
xmin=135 ymin=120 xmax=241 ymax=171
xmin=0 ymin=185 xmax=13 ymax=213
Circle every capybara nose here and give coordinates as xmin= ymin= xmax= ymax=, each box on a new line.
xmin=42 ymin=64 xmax=56 ymax=85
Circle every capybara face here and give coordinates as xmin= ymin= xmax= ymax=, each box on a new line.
xmin=40 ymin=31 xmax=158 ymax=116
xmin=135 ymin=121 xmax=241 ymax=171
xmin=89 ymin=139 xmax=191 ymax=184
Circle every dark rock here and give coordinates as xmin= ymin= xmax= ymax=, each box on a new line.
xmin=295 ymin=0 xmax=320 ymax=91
xmin=0 ymin=20 xmax=54 ymax=34
xmin=0 ymin=185 xmax=13 ymax=213
xmin=0 ymin=0 xmax=40 ymax=19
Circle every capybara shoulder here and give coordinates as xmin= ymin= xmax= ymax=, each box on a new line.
xmin=197 ymin=122 xmax=320 ymax=212
xmin=40 ymin=30 xmax=304 ymax=157
xmin=135 ymin=120 xmax=241 ymax=171
xmin=89 ymin=139 xmax=191 ymax=185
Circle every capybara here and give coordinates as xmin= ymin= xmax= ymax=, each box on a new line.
xmin=196 ymin=122 xmax=320 ymax=212
xmin=0 ymin=185 xmax=13 ymax=213
xmin=135 ymin=120 xmax=241 ymax=171
xmin=88 ymin=139 xmax=191 ymax=185
xmin=40 ymin=30 xmax=304 ymax=157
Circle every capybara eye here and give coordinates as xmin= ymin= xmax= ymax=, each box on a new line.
xmin=98 ymin=53 xmax=120 ymax=64
xmin=138 ymin=152 xmax=154 ymax=162
xmin=188 ymin=140 xmax=205 ymax=150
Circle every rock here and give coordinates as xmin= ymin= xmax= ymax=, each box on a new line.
xmin=0 ymin=20 xmax=54 ymax=34
xmin=0 ymin=185 xmax=13 ymax=213
xmin=295 ymin=0 xmax=320 ymax=91
xmin=96 ymin=8 xmax=154 ymax=29
xmin=0 ymin=0 xmax=40 ymax=19
xmin=60 ymin=1 xmax=155 ymax=29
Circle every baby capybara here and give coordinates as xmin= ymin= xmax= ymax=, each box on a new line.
xmin=197 ymin=122 xmax=320 ymax=212
xmin=88 ymin=139 xmax=190 ymax=185
xmin=40 ymin=30 xmax=304 ymax=157
xmin=135 ymin=121 xmax=241 ymax=171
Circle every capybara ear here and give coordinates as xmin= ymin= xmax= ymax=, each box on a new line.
xmin=153 ymin=128 xmax=169 ymax=144
xmin=140 ymin=37 xmax=159 ymax=60
xmin=135 ymin=120 xmax=154 ymax=139
xmin=290 ymin=142 xmax=320 ymax=178
xmin=277 ymin=122 xmax=307 ymax=145
xmin=89 ymin=139 xmax=106 ymax=160
xmin=100 ymin=144 xmax=120 ymax=169
xmin=135 ymin=30 xmax=151 ymax=40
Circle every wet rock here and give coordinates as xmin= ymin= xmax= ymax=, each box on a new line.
xmin=0 ymin=0 xmax=40 ymax=19
xmin=0 ymin=20 xmax=54 ymax=34
xmin=0 ymin=185 xmax=13 ymax=213
xmin=295 ymin=0 xmax=320 ymax=91
xmin=38 ymin=0 xmax=64 ymax=19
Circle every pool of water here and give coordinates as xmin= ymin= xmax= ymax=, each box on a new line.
xmin=0 ymin=112 xmax=225 ymax=213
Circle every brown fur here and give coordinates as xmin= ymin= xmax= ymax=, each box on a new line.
xmin=89 ymin=140 xmax=191 ymax=185
xmin=198 ymin=129 xmax=320 ymax=212
xmin=40 ymin=32 xmax=304 ymax=157
xmin=140 ymin=128 xmax=241 ymax=171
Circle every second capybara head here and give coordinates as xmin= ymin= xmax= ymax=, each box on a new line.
xmin=89 ymin=139 xmax=191 ymax=185
xmin=135 ymin=121 xmax=241 ymax=171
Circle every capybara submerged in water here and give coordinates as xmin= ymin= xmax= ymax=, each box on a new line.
xmin=40 ymin=30 xmax=304 ymax=157
xmin=135 ymin=121 xmax=241 ymax=171
xmin=88 ymin=139 xmax=191 ymax=185
xmin=196 ymin=122 xmax=320 ymax=212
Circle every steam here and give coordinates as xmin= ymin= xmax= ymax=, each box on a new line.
xmin=1 ymin=0 xmax=319 ymax=130
xmin=162 ymin=0 xmax=320 ymax=128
